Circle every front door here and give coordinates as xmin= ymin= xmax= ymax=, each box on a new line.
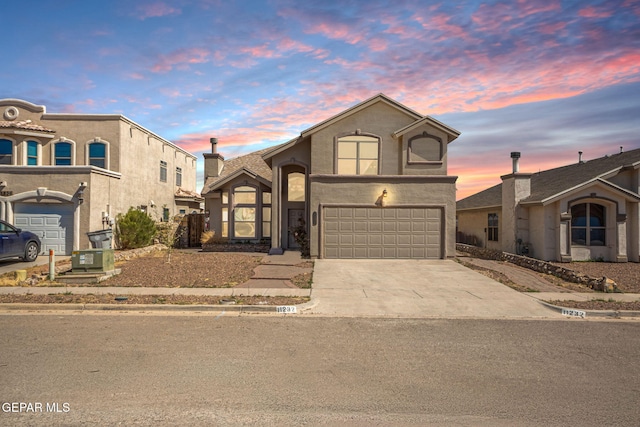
xmin=287 ymin=209 xmax=305 ymax=248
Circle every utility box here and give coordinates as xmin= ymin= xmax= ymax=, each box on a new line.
xmin=71 ymin=249 xmax=115 ymax=273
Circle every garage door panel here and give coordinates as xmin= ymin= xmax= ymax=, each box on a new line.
xmin=369 ymin=235 xmax=382 ymax=245
xmin=354 ymin=221 xmax=368 ymax=232
xmin=397 ymin=221 xmax=412 ymax=232
xmin=369 ymin=221 xmax=382 ymax=232
xmin=14 ymin=203 xmax=74 ymax=255
xmin=354 ymin=235 xmax=368 ymax=245
xmin=323 ymin=207 xmax=442 ymax=259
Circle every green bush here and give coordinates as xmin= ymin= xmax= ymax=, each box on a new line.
xmin=115 ymin=208 xmax=157 ymax=249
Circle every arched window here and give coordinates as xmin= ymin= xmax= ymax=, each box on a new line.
xmin=88 ymin=142 xmax=106 ymax=168
xmin=233 ymin=186 xmax=257 ymax=238
xmin=571 ymin=203 xmax=606 ymax=246
xmin=287 ymin=172 xmax=305 ymax=202
xmin=0 ymin=139 xmax=13 ymax=164
xmin=55 ymin=142 xmax=73 ymax=165
xmin=337 ymin=135 xmax=379 ymax=175
xmin=408 ymin=133 xmax=443 ymax=163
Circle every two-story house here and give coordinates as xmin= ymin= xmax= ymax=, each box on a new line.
xmin=0 ymin=99 xmax=201 ymax=255
xmin=201 ymin=94 xmax=460 ymax=258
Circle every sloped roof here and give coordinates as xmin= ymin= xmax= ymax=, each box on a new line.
xmin=202 ymin=147 xmax=273 ymax=194
xmin=457 ymin=148 xmax=640 ymax=210
xmin=0 ymin=119 xmax=55 ymax=133
xmin=263 ymin=93 xmax=447 ymax=162
xmin=175 ymin=187 xmax=203 ymax=201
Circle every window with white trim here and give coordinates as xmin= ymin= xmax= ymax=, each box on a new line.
xmin=88 ymin=142 xmax=106 ymax=168
xmin=0 ymin=139 xmax=13 ymax=165
xmin=176 ymin=167 xmax=182 ymax=186
xmin=26 ymin=140 xmax=38 ymax=165
xmin=160 ymin=161 xmax=167 ymax=182
xmin=55 ymin=142 xmax=73 ymax=165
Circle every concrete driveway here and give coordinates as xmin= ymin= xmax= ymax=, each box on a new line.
xmin=308 ymin=259 xmax=563 ymax=319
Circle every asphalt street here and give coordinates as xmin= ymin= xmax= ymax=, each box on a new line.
xmin=1 ymin=314 xmax=639 ymax=426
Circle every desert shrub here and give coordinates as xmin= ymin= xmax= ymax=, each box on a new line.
xmin=115 ymin=208 xmax=157 ymax=249
xmin=288 ymin=219 xmax=310 ymax=258
xmin=200 ymin=230 xmax=216 ymax=245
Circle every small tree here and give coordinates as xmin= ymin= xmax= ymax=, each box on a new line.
xmin=115 ymin=208 xmax=157 ymax=249
xmin=288 ymin=218 xmax=310 ymax=258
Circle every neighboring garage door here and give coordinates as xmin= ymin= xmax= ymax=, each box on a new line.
xmin=323 ymin=207 xmax=442 ymax=259
xmin=14 ymin=203 xmax=74 ymax=255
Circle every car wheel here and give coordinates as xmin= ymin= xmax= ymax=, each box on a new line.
xmin=23 ymin=242 xmax=39 ymax=262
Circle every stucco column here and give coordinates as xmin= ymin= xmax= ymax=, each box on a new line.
xmin=616 ymin=214 xmax=628 ymax=262
xmin=74 ymin=201 xmax=81 ymax=251
xmin=269 ymin=166 xmax=283 ymax=255
xmin=559 ymin=212 xmax=572 ymax=262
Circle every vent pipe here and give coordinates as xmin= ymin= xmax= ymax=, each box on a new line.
xmin=210 ymin=137 xmax=218 ymax=154
xmin=510 ymin=152 xmax=521 ymax=173
xmin=620 ymin=146 xmax=624 ymax=154
xmin=578 ymin=151 xmax=583 ymax=164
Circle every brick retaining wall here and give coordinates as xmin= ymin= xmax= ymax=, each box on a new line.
xmin=456 ymin=244 xmax=618 ymax=292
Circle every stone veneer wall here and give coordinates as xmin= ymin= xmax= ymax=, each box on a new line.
xmin=456 ymin=244 xmax=618 ymax=292
xmin=202 ymin=243 xmax=270 ymax=253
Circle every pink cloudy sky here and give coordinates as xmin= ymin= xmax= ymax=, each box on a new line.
xmin=4 ymin=0 xmax=639 ymax=199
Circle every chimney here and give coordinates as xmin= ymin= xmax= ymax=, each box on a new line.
xmin=578 ymin=151 xmax=583 ymax=164
xmin=203 ymin=137 xmax=225 ymax=179
xmin=511 ymin=152 xmax=521 ymax=173
xmin=501 ymin=152 xmax=532 ymax=254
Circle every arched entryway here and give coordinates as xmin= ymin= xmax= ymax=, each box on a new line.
xmin=280 ymin=164 xmax=308 ymax=251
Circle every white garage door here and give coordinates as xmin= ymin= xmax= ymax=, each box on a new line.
xmin=323 ymin=207 xmax=442 ymax=259
xmin=14 ymin=203 xmax=74 ymax=255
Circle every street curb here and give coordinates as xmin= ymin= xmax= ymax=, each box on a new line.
xmin=0 ymin=301 xmax=311 ymax=313
xmin=536 ymin=300 xmax=640 ymax=319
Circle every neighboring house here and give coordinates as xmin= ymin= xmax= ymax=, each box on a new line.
xmin=201 ymin=93 xmax=461 ymax=259
xmin=0 ymin=99 xmax=201 ymax=255
xmin=456 ymin=149 xmax=640 ymax=262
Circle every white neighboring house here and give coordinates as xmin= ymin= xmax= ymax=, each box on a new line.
xmin=456 ymin=149 xmax=640 ymax=262
xmin=0 ymin=99 xmax=202 ymax=255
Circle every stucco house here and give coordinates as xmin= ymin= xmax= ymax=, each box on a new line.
xmin=0 ymin=99 xmax=201 ymax=255
xmin=456 ymin=149 xmax=640 ymax=262
xmin=201 ymin=94 xmax=461 ymax=259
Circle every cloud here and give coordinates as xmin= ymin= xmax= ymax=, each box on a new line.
xmin=151 ymin=47 xmax=211 ymax=73
xmin=135 ymin=2 xmax=181 ymax=20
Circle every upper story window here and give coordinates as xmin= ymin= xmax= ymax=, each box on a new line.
xmin=488 ymin=213 xmax=499 ymax=241
xmin=55 ymin=142 xmax=73 ymax=165
xmin=571 ymin=203 xmax=606 ymax=246
xmin=26 ymin=141 xmax=38 ymax=165
xmin=0 ymin=139 xmax=13 ymax=165
xmin=337 ymin=135 xmax=379 ymax=175
xmin=287 ymin=172 xmax=305 ymax=202
xmin=88 ymin=142 xmax=106 ymax=168
xmin=160 ymin=161 xmax=167 ymax=182
xmin=176 ymin=167 xmax=182 ymax=187
xmin=408 ymin=132 xmax=443 ymax=164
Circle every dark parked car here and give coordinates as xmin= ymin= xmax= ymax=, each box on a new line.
xmin=0 ymin=220 xmax=41 ymax=262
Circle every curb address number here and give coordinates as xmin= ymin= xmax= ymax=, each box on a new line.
xmin=562 ymin=308 xmax=586 ymax=318
xmin=276 ymin=306 xmax=297 ymax=314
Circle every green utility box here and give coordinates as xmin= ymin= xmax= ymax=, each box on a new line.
xmin=71 ymin=249 xmax=115 ymax=273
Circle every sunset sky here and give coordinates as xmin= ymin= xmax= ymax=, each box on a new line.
xmin=4 ymin=0 xmax=639 ymax=200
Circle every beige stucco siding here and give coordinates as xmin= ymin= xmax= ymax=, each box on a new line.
xmin=309 ymin=178 xmax=456 ymax=258
xmin=310 ymin=102 xmax=415 ymax=175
